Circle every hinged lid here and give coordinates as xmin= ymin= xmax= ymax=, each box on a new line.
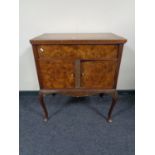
xmin=30 ymin=33 xmax=127 ymax=45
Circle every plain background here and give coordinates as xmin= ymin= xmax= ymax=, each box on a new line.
xmin=19 ymin=0 xmax=135 ymax=90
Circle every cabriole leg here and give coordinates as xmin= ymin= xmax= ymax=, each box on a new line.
xmin=39 ymin=92 xmax=48 ymax=122
xmin=99 ymin=93 xmax=104 ymax=97
xmin=107 ymin=91 xmax=118 ymax=123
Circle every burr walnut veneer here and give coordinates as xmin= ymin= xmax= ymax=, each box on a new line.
xmin=30 ymin=33 xmax=127 ymax=122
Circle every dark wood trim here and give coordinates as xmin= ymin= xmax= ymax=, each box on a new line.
xmin=32 ymin=45 xmax=43 ymax=89
xmin=30 ymin=40 xmax=127 ymax=45
xmin=75 ymin=59 xmax=81 ymax=88
xmin=40 ymin=88 xmax=115 ymax=94
xmin=113 ymin=44 xmax=124 ymax=88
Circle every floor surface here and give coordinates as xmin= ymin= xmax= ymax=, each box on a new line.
xmin=20 ymin=93 xmax=135 ymax=155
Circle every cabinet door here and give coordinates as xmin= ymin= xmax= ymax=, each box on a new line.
xmin=81 ymin=61 xmax=117 ymax=89
xmin=38 ymin=60 xmax=75 ymax=89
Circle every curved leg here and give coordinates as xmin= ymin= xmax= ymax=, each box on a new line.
xmin=52 ymin=93 xmax=56 ymax=96
xmin=39 ymin=92 xmax=48 ymax=122
xmin=107 ymin=91 xmax=118 ymax=123
xmin=99 ymin=93 xmax=104 ymax=97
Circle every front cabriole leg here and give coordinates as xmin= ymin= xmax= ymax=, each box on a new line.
xmin=107 ymin=91 xmax=118 ymax=123
xmin=39 ymin=91 xmax=48 ymax=122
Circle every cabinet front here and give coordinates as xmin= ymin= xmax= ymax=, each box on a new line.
xmin=37 ymin=45 xmax=118 ymax=59
xmin=38 ymin=60 xmax=75 ymax=89
xmin=36 ymin=45 xmax=118 ymax=89
xmin=81 ymin=61 xmax=117 ymax=89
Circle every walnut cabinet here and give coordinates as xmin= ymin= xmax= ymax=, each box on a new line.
xmin=30 ymin=33 xmax=127 ymax=122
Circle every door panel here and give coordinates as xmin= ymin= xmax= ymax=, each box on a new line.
xmin=81 ymin=61 xmax=117 ymax=88
xmin=38 ymin=60 xmax=75 ymax=89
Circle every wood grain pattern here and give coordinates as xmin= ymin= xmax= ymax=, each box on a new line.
xmin=81 ymin=61 xmax=117 ymax=88
xmin=37 ymin=45 xmax=118 ymax=59
xmin=38 ymin=59 xmax=75 ymax=89
xmin=36 ymin=44 xmax=119 ymax=89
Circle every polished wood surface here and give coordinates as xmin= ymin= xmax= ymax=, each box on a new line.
xmin=37 ymin=45 xmax=118 ymax=59
xmin=38 ymin=59 xmax=75 ymax=89
xmin=30 ymin=33 xmax=127 ymax=122
xmin=30 ymin=33 xmax=127 ymax=45
xmin=81 ymin=60 xmax=117 ymax=88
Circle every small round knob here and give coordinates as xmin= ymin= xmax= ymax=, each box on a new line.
xmin=70 ymin=73 xmax=74 ymax=78
xmin=81 ymin=73 xmax=85 ymax=76
xmin=40 ymin=48 xmax=44 ymax=52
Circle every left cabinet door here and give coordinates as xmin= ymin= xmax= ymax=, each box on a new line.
xmin=38 ymin=59 xmax=75 ymax=89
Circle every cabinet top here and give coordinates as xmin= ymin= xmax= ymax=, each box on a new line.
xmin=30 ymin=33 xmax=127 ymax=45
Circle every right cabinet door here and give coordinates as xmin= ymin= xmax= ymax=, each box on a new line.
xmin=81 ymin=61 xmax=117 ymax=89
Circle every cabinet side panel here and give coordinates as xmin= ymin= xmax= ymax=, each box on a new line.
xmin=32 ymin=45 xmax=43 ymax=89
xmin=113 ymin=44 xmax=124 ymax=88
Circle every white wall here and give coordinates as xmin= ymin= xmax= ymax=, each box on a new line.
xmin=19 ymin=0 xmax=135 ymax=90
